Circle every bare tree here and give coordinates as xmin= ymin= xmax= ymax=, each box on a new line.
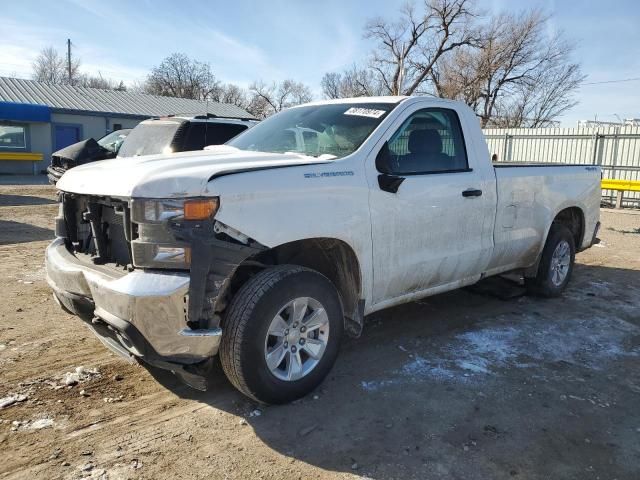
xmin=357 ymin=2 xmax=583 ymax=126
xmin=143 ymin=53 xmax=219 ymax=100
xmin=320 ymin=73 xmax=342 ymax=100
xmin=81 ymin=73 xmax=112 ymax=89
xmin=32 ymin=46 xmax=80 ymax=85
xmin=489 ymin=60 xmax=583 ymax=128
xmin=429 ymin=47 xmax=483 ymax=107
xmin=432 ymin=10 xmax=584 ymax=127
xmin=129 ymin=79 xmax=149 ymax=94
xmin=247 ymin=79 xmax=313 ymax=118
xmin=76 ymin=72 xmax=126 ymax=90
xmin=32 ymin=46 xmax=126 ymax=90
xmin=516 ymin=63 xmax=583 ymax=127
xmin=210 ymin=83 xmax=249 ymax=109
xmin=321 ymin=65 xmax=385 ymax=99
xmin=365 ymin=0 xmax=479 ymax=95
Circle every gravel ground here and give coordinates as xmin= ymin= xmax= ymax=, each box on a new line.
xmin=1 ymin=184 xmax=639 ymax=480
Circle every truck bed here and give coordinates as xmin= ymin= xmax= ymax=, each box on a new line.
xmin=488 ymin=163 xmax=601 ymax=274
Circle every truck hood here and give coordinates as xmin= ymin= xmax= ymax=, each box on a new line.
xmin=56 ymin=146 xmax=329 ymax=198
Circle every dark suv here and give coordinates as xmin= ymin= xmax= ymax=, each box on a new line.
xmin=48 ymin=115 xmax=257 ymax=185
xmin=117 ymin=115 xmax=258 ymax=158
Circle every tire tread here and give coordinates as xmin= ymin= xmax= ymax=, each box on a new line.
xmin=525 ymin=224 xmax=575 ymax=297
xmin=219 ymin=265 xmax=309 ymax=403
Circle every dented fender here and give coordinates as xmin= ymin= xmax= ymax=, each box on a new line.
xmin=169 ymin=218 xmax=266 ymax=329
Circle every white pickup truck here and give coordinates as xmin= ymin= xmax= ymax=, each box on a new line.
xmin=46 ymin=97 xmax=601 ymax=404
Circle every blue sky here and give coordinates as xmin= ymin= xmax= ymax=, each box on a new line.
xmin=2 ymin=0 xmax=639 ymax=125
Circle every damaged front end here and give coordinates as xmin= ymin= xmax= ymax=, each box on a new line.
xmin=46 ymin=193 xmax=264 ymax=389
xmin=47 ymin=138 xmax=114 ymax=185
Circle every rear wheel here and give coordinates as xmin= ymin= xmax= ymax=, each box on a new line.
xmin=219 ymin=265 xmax=343 ymax=404
xmin=525 ymin=224 xmax=575 ymax=297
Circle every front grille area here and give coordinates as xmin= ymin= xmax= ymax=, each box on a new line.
xmin=98 ymin=206 xmax=131 ymax=265
xmin=58 ymin=194 xmax=133 ymax=268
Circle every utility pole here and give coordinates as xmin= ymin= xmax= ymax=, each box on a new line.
xmin=67 ymin=39 xmax=72 ymax=84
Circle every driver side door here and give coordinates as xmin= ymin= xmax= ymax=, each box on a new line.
xmin=368 ymin=106 xmax=495 ymax=306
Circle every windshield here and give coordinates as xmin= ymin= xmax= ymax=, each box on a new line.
xmin=118 ymin=121 xmax=182 ymax=157
xmin=98 ymin=129 xmax=130 ymax=153
xmin=228 ymin=103 xmax=396 ymax=158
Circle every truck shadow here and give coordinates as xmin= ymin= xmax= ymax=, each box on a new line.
xmin=0 ymin=194 xmax=56 ymax=206
xmin=0 ymin=220 xmax=54 ymax=245
xmin=151 ymin=262 xmax=640 ymax=479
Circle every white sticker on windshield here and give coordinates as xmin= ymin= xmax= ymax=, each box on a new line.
xmin=344 ymin=107 xmax=386 ymax=118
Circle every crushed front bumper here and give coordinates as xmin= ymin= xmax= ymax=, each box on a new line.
xmin=46 ymin=165 xmax=65 ymax=185
xmin=45 ymin=238 xmax=221 ymax=388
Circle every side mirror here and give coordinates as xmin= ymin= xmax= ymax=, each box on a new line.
xmin=375 ymin=141 xmax=393 ymax=174
xmin=375 ymin=141 xmax=405 ymax=193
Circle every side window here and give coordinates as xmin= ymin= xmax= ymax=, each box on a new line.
xmin=386 ymin=108 xmax=468 ymax=174
xmin=182 ymin=122 xmax=207 ymax=151
xmin=206 ymin=123 xmax=247 ymax=145
xmin=0 ymin=123 xmax=27 ymax=149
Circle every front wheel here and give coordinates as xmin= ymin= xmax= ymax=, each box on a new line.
xmin=525 ymin=224 xmax=576 ymax=297
xmin=219 ymin=265 xmax=343 ymax=404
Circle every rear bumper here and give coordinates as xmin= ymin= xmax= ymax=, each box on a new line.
xmin=590 ymin=221 xmax=601 ymax=247
xmin=45 ymin=238 xmax=221 ymax=370
xmin=579 ymin=220 xmax=601 ymax=251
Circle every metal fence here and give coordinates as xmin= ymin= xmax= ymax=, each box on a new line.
xmin=483 ymin=126 xmax=640 ymax=207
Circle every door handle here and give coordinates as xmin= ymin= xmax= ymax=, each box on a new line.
xmin=462 ymin=188 xmax=483 ymax=198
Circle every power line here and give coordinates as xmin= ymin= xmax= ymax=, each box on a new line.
xmin=582 ymin=77 xmax=640 ymax=86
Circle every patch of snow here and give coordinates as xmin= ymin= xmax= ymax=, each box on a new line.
xmin=401 ymin=355 xmax=459 ymax=381
xmin=360 ymin=314 xmax=640 ymax=393
xmin=455 ymin=326 xmax=520 ymax=364
xmin=26 ymin=417 xmax=55 ymax=430
xmin=0 ymin=393 xmax=28 ymax=409
xmin=103 ymin=396 xmax=124 ymax=403
xmin=360 ymin=379 xmax=400 ymax=392
xmin=61 ymin=366 xmax=100 ymax=386
xmin=457 ymin=360 xmax=491 ymax=374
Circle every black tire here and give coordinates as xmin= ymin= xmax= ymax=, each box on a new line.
xmin=525 ymin=224 xmax=576 ymax=297
xmin=219 ymin=265 xmax=343 ymax=404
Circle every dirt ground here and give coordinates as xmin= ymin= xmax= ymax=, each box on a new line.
xmin=1 ymin=183 xmax=639 ymax=480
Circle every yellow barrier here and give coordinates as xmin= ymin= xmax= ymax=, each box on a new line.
xmin=0 ymin=152 xmax=44 ymax=175
xmin=601 ymin=178 xmax=640 ymax=208
xmin=601 ymin=178 xmax=640 ymax=192
xmin=0 ymin=152 xmax=44 ymax=161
